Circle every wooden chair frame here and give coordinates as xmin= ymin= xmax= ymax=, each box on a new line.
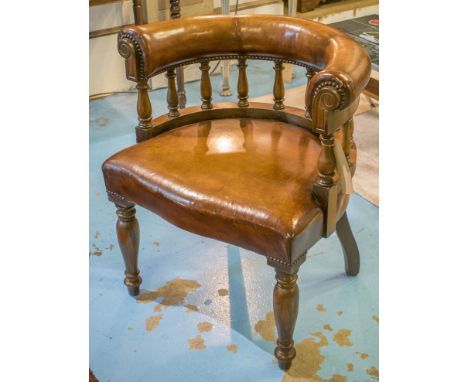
xmin=109 ymin=14 xmax=370 ymax=369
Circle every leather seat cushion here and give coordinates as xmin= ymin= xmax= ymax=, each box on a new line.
xmin=102 ymin=118 xmax=324 ymax=264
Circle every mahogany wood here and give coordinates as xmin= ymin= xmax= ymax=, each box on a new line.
xmin=297 ymin=0 xmax=322 ymax=13
xmin=169 ymin=0 xmax=187 ymax=108
xmin=304 ymin=67 xmax=315 ymax=118
xmin=137 ymin=82 xmax=152 ymax=132
xmin=273 ymin=270 xmax=299 ymax=370
xmin=273 ymin=61 xmax=285 ymax=110
xmin=115 ymin=204 xmax=142 ymax=296
xmin=237 ymin=57 xmax=249 ymax=108
xmin=147 ymin=102 xmax=318 ymax=141
xmin=89 ymin=0 xmax=121 ymax=6
xmin=200 ymin=60 xmax=213 ymax=109
xmin=134 ymin=93 xmax=359 ymax=142
xmin=336 ymin=212 xmax=360 ymax=276
xmin=166 ymin=68 xmax=180 ymax=117
xmin=314 ymin=133 xmax=337 ymax=237
xmin=342 ymin=119 xmax=352 ymax=161
xmin=109 ymin=15 xmax=371 ymax=369
xmin=89 ymin=369 xmax=99 ymax=382
xmin=133 ymin=0 xmax=144 ymax=25
xmin=169 ymin=0 xmax=181 ymax=18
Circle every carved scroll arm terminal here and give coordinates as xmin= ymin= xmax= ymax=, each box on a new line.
xmin=118 ymin=31 xmax=148 ymax=82
xmin=118 ymin=31 xmax=153 ymax=141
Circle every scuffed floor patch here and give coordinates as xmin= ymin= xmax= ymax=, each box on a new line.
xmin=145 ymin=315 xmax=163 ymax=332
xmin=226 ymin=344 xmax=238 ymax=353
xmin=90 ymin=244 xmax=103 ymax=257
xmin=197 ymin=322 xmax=214 ymax=333
xmin=139 ymin=278 xmax=202 ymax=336
xmin=333 ymin=329 xmax=353 ymax=347
xmin=153 ymin=304 xmax=162 ymax=312
xmin=367 ymin=366 xmax=379 ymax=378
xmin=188 ymin=335 xmax=206 ymax=350
xmin=316 ymin=304 xmax=326 ymax=312
xmin=136 ymin=277 xmax=201 ymax=306
xmin=254 ymin=311 xmax=276 ymax=343
xmin=89 ymin=249 xmax=102 ymax=257
xmin=184 ymin=304 xmax=199 ymax=313
xmin=282 ymin=332 xmax=347 ymax=382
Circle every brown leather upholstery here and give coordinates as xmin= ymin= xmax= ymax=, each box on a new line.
xmin=119 ymin=15 xmax=371 ymax=110
xmin=103 ymin=118 xmax=324 ymax=263
xmin=106 ymin=15 xmax=370 ymax=367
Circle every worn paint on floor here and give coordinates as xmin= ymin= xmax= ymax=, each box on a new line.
xmin=333 ymin=329 xmax=353 ymax=347
xmin=188 ymin=335 xmax=207 ymax=351
xmin=197 ymin=322 xmax=214 ymax=333
xmin=90 ymin=62 xmax=379 ymax=381
xmin=136 ymin=277 xmax=201 ymax=306
xmin=145 ymin=315 xmax=163 ymax=332
xmin=226 ymin=344 xmax=239 ymax=353
xmin=254 ymin=311 xmax=277 ymax=343
xmin=317 ymin=304 xmax=327 ymax=312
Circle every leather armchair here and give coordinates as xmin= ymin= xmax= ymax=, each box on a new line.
xmin=102 ymin=14 xmax=371 ymax=369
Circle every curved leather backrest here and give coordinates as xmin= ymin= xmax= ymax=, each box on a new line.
xmin=119 ymin=15 xmax=371 ymax=114
xmin=129 ymin=15 xmax=333 ymax=73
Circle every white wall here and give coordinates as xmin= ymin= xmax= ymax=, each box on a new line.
xmin=89 ymin=0 xmax=284 ymax=96
xmin=89 ymin=1 xmax=135 ymax=95
xmin=89 ymin=1 xmax=378 ymax=96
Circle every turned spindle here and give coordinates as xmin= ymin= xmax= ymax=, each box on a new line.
xmin=237 ymin=57 xmax=249 ymax=107
xmin=169 ymin=0 xmax=180 ymax=18
xmin=273 ymin=61 xmax=285 ymax=110
xmin=273 ymin=270 xmax=299 ymax=370
xmin=166 ymin=68 xmax=180 ymax=117
xmin=304 ymin=68 xmax=315 ymax=118
xmin=317 ymin=133 xmax=336 ymax=188
xmin=132 ymin=0 xmax=144 ymax=25
xmin=116 ymin=204 xmax=142 ymax=296
xmin=168 ymin=0 xmax=186 ymax=108
xmin=200 ymin=60 xmax=213 ymax=110
xmin=313 ymin=133 xmax=338 ymax=237
xmin=137 ymin=81 xmax=152 ymax=132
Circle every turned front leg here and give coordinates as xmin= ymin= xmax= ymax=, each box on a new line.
xmin=116 ymin=204 xmax=142 ymax=296
xmin=273 ymin=270 xmax=299 ymax=370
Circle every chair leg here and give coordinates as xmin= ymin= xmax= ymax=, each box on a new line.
xmin=336 ymin=212 xmax=360 ymax=276
xmin=273 ymin=269 xmax=299 ymax=370
xmin=115 ymin=203 xmax=142 ymax=296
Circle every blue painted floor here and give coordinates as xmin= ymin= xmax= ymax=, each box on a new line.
xmin=90 ymin=61 xmax=379 ymax=382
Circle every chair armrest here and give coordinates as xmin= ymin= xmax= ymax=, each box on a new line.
xmin=306 ymin=36 xmax=372 ymax=134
